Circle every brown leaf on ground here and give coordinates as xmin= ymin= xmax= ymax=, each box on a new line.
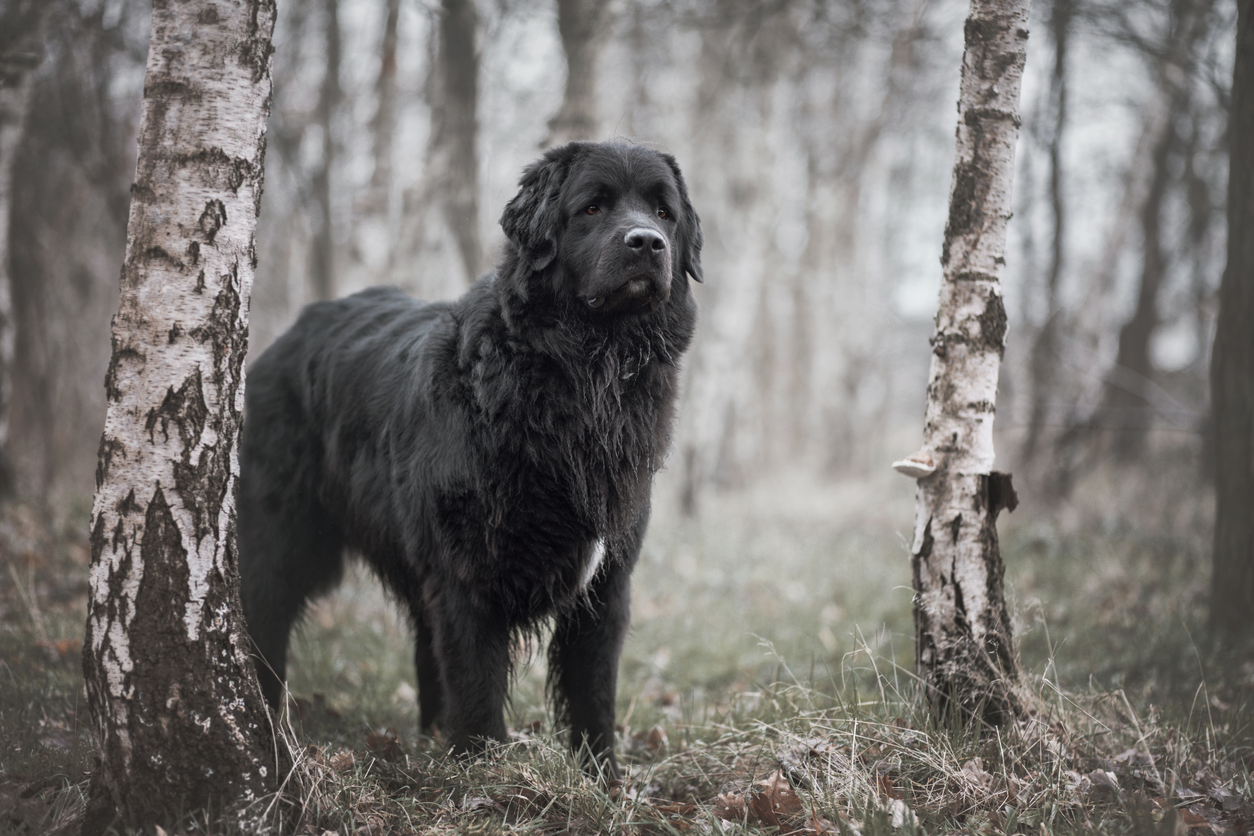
xmin=1084 ymin=769 xmax=1122 ymax=801
xmin=714 ymin=790 xmax=747 ymax=822
xmin=777 ymin=736 xmax=853 ymax=788
xmin=365 ymin=729 xmax=403 ymax=761
xmin=714 ymin=770 xmax=834 ymax=835
xmin=330 ymin=750 xmax=357 ymax=772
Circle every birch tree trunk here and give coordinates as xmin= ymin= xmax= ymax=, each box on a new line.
xmin=0 ymin=0 xmax=45 ymax=499
xmin=1210 ymin=0 xmax=1254 ymax=639
xmin=542 ymin=0 xmax=612 ymax=148
xmin=80 ymin=0 xmax=285 ymax=831
xmin=898 ymin=0 xmax=1029 ymax=725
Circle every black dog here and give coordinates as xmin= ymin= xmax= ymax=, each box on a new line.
xmin=238 ymin=141 xmax=701 ymax=776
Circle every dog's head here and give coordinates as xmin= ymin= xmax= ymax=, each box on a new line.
xmin=500 ymin=142 xmax=703 ymax=316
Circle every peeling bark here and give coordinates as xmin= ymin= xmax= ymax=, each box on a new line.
xmin=907 ymin=0 xmax=1029 ymax=725
xmin=1210 ymin=0 xmax=1254 ymax=639
xmin=80 ymin=0 xmax=286 ymax=832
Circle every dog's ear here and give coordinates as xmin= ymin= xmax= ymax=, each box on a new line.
xmin=500 ymin=146 xmax=576 ymax=271
xmin=662 ymin=153 xmax=704 ymax=283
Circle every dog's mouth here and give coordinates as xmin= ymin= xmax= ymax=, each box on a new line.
xmin=586 ymin=277 xmax=668 ymax=315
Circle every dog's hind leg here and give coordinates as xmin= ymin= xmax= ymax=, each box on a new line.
xmin=238 ymin=437 xmax=346 ymax=710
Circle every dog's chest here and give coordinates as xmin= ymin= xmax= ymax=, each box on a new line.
xmin=579 ymin=538 xmax=607 ymax=590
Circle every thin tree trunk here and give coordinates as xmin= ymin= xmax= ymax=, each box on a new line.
xmin=1102 ymin=112 xmax=1176 ymax=459
xmin=80 ymin=0 xmax=285 ymax=831
xmin=678 ymin=5 xmax=791 ymax=513
xmin=901 ymin=0 xmax=1029 ymax=725
xmin=0 ymin=0 xmax=45 ymax=499
xmin=309 ymin=0 xmax=342 ymax=301
xmin=1022 ymin=0 xmax=1070 ymax=466
xmin=368 ymin=0 xmax=398 ymax=278
xmin=371 ymin=0 xmax=400 ymax=199
xmin=1210 ymin=0 xmax=1254 ymax=639
xmin=543 ymin=0 xmax=611 ymax=148
xmin=1099 ymin=2 xmax=1213 ymax=460
xmin=431 ymin=0 xmax=481 ymax=283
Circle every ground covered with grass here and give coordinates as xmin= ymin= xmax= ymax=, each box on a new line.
xmin=1 ymin=461 xmax=1251 ymax=834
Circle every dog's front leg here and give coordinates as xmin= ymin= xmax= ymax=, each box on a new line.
xmin=548 ymin=557 xmax=633 ymax=779
xmin=426 ymin=581 xmax=511 ymax=756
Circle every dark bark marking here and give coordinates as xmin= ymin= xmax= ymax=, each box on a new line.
xmin=190 ymin=267 xmax=245 ymax=392
xmin=187 ymin=241 xmax=200 ymax=266
xmin=104 ymin=347 xmax=145 ymax=402
xmin=952 ymin=568 xmax=967 ymax=623
xmin=240 ymin=0 xmax=278 ymax=83
xmin=96 ymin=437 xmax=124 ymax=489
xmin=110 ymin=517 xmax=126 ymax=552
xmin=115 ymin=489 xmax=142 ymax=517
xmin=144 ymin=368 xmax=208 ymax=448
xmin=142 ymin=78 xmax=200 ymax=102
xmin=130 ymin=182 xmax=157 ymax=203
xmin=168 ymin=323 xmax=182 ymax=344
xmin=948 ymin=513 xmax=963 ymax=544
xmin=174 ymin=443 xmax=228 ymax=543
xmin=964 ymin=16 xmax=1025 ymax=83
xmin=172 ymin=147 xmax=257 ymax=193
xmin=137 ymin=246 xmax=185 ymax=270
xmin=197 ymin=5 xmax=220 ymax=24
xmin=964 ymin=106 xmax=1021 ymax=128
xmin=198 ymin=199 xmax=227 ymax=244
xmin=977 ymin=293 xmax=1007 ymax=353
xmin=985 ymin=471 xmax=1018 ymax=517
xmin=953 ymin=270 xmax=1000 ymax=283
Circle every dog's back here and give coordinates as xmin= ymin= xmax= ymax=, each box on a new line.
xmin=238 ymin=286 xmax=451 ymax=706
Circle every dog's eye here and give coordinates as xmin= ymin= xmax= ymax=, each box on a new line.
xmin=657 ymin=208 xmax=669 ymax=220
xmin=585 ymin=205 xmax=600 ymax=215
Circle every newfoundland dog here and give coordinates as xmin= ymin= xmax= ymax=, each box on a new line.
xmin=238 ymin=141 xmax=702 ymax=776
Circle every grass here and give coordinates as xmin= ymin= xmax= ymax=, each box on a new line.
xmin=0 ymin=457 xmax=1251 ymax=834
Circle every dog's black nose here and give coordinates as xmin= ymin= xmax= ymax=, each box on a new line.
xmin=624 ymin=228 xmax=666 ymax=253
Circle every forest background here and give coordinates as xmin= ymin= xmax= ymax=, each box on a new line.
xmin=0 ymin=0 xmax=1249 ymax=833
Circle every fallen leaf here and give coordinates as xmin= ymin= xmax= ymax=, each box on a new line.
xmin=960 ymin=758 xmax=993 ymax=791
xmin=1208 ymin=785 xmax=1238 ymax=812
xmin=365 ymin=730 xmax=403 ymax=761
xmin=329 ymin=750 xmax=356 ymax=772
xmin=714 ymin=790 xmax=747 ymax=821
xmin=888 ymin=798 xmax=917 ymax=829
xmin=1085 ymin=769 xmax=1121 ymax=801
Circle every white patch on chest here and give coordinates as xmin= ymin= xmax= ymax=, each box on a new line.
xmin=580 ymin=539 xmax=607 ymax=590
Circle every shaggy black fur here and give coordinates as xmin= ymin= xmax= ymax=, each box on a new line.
xmin=238 ymin=141 xmax=702 ymax=776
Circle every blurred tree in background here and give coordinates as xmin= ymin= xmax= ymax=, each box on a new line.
xmin=1210 ymin=0 xmax=1252 ymax=640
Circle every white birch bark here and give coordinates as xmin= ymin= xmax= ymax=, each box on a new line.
xmin=81 ymin=0 xmax=284 ymax=831
xmin=897 ymin=0 xmax=1030 ymax=724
